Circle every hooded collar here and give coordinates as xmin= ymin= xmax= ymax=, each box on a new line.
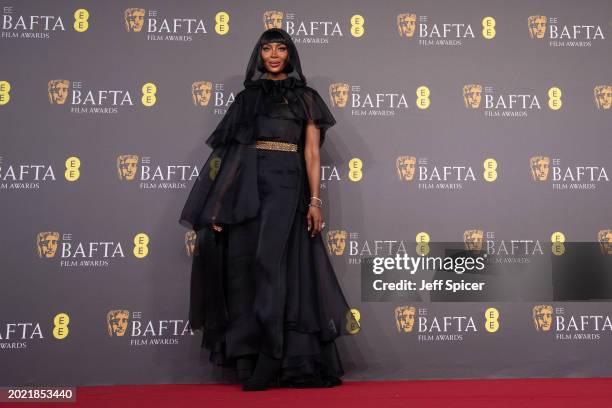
xmin=259 ymin=76 xmax=298 ymax=93
xmin=243 ymin=28 xmax=308 ymax=88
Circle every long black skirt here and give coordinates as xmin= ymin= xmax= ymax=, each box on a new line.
xmin=190 ymin=147 xmax=352 ymax=382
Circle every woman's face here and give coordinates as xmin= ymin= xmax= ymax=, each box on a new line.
xmin=260 ymin=42 xmax=288 ymax=74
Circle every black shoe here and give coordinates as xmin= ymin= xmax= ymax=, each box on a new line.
xmin=323 ymin=375 xmax=342 ymax=386
xmin=242 ymin=353 xmax=281 ymax=391
xmin=279 ymin=375 xmax=335 ymax=389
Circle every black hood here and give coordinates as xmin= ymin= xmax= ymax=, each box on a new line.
xmin=243 ymin=28 xmax=307 ymax=88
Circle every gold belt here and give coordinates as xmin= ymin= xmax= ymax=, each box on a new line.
xmin=255 ymin=140 xmax=298 ymax=152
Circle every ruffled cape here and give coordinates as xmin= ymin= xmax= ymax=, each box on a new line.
xmin=178 ymin=77 xmax=336 ymax=232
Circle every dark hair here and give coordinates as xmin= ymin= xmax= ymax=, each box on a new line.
xmin=258 ymin=28 xmax=287 ymax=46
xmin=256 ymin=29 xmax=294 ymax=74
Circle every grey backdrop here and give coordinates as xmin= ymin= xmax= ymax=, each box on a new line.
xmin=1 ymin=0 xmax=612 ymax=386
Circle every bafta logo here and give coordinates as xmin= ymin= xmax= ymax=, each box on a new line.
xmin=463 ymin=84 xmax=482 ymax=109
xmin=36 ymin=232 xmax=60 ymax=258
xmin=395 ymin=306 xmax=416 ymax=333
xmin=532 ymin=305 xmax=553 ymax=331
xmin=598 ymin=230 xmax=612 ymax=255
xmin=396 ymin=156 xmax=416 ymax=181
xmin=124 ymin=8 xmax=145 ymax=32
xmin=107 ymin=310 xmax=130 ymax=337
xmin=527 ymin=15 xmax=547 ymax=39
xmin=48 ymin=80 xmax=70 ymax=105
xmin=192 ymin=81 xmax=212 ymax=106
xmin=326 ymin=230 xmax=347 ymax=256
xmin=346 ymin=308 xmax=361 ymax=334
xmin=530 ymin=156 xmax=550 ymax=181
xmin=463 ymin=229 xmax=484 ymax=251
xmin=263 ymin=10 xmax=283 ymax=30
xmin=117 ymin=155 xmax=139 ymax=181
xmin=397 ymin=13 xmax=416 ymax=37
xmin=329 ymin=83 xmax=349 ymax=108
xmin=594 ymin=85 xmax=612 ymax=110
xmin=185 ymin=230 xmax=197 ymax=256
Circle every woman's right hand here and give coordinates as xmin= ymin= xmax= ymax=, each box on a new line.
xmin=212 ymin=223 xmax=223 ymax=232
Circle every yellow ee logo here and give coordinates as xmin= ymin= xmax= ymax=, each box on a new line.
xmin=142 ymin=83 xmax=157 ymax=107
xmin=74 ymin=9 xmax=90 ymax=32
xmin=215 ymin=11 xmax=229 ymax=35
xmin=350 ymin=15 xmax=365 ymax=37
xmin=65 ymin=156 xmax=81 ymax=181
xmin=346 ymin=308 xmax=361 ymax=334
xmin=416 ymin=86 xmax=430 ymax=109
xmin=548 ymin=87 xmax=562 ymax=110
xmin=348 ymin=157 xmax=363 ymax=182
xmin=482 ymin=17 xmax=496 ymax=39
xmin=551 ymin=231 xmax=565 ymax=243
xmin=53 ymin=313 xmax=70 ymax=339
xmin=416 ymin=243 xmax=429 ymax=256
xmin=416 ymin=232 xmax=430 ymax=256
xmin=416 ymin=232 xmax=430 ymax=243
xmin=551 ymin=231 xmax=565 ymax=256
xmin=484 ymin=307 xmax=499 ymax=332
xmin=134 ymin=233 xmax=149 ymax=258
xmin=0 ymin=81 xmax=11 ymax=105
xmin=483 ymin=158 xmax=497 ymax=182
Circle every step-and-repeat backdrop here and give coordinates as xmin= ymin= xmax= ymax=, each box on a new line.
xmin=2 ymin=0 xmax=612 ymax=386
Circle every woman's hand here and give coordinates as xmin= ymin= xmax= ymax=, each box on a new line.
xmin=307 ymin=205 xmax=324 ymax=237
xmin=212 ymin=223 xmax=223 ymax=232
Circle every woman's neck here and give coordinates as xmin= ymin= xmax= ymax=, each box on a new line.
xmin=265 ymin=72 xmax=288 ymax=81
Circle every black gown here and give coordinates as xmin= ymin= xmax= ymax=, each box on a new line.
xmin=180 ymin=77 xmax=353 ymax=383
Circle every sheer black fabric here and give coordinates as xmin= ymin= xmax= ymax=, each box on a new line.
xmin=178 ymin=28 xmax=350 ymax=383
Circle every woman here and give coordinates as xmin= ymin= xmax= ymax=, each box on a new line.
xmin=179 ymin=27 xmax=352 ymax=391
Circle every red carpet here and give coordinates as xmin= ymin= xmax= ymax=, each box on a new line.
xmin=4 ymin=378 xmax=612 ymax=407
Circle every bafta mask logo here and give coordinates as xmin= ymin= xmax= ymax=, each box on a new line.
xmin=117 ymin=155 xmax=139 ymax=181
xmin=36 ymin=232 xmax=60 ymax=258
xmin=594 ymin=85 xmax=612 ymax=110
xmin=598 ymin=229 xmax=612 ymax=255
xmin=346 ymin=308 xmax=361 ymax=334
xmin=107 ymin=310 xmax=130 ymax=337
xmin=396 ymin=155 xmax=417 ymax=181
xmin=529 ymin=156 xmax=550 ymax=181
xmin=463 ymin=229 xmax=484 ymax=251
xmin=326 ymin=230 xmax=347 ymax=256
xmin=48 ymin=80 xmax=70 ymax=105
xmin=528 ymin=15 xmax=547 ymax=39
xmin=263 ymin=10 xmax=284 ymax=30
xmin=185 ymin=230 xmax=197 ymax=256
xmin=463 ymin=84 xmax=482 ymax=109
xmin=329 ymin=83 xmax=349 ymax=108
xmin=192 ymin=81 xmax=213 ymax=106
xmin=397 ymin=13 xmax=416 ymax=37
xmin=124 ymin=8 xmax=145 ymax=32
xmin=395 ymin=306 xmax=416 ymax=333
xmin=533 ymin=305 xmax=553 ymax=331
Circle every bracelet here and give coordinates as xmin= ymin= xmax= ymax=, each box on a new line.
xmin=308 ymin=203 xmax=322 ymax=208
xmin=310 ymin=196 xmax=323 ymax=205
